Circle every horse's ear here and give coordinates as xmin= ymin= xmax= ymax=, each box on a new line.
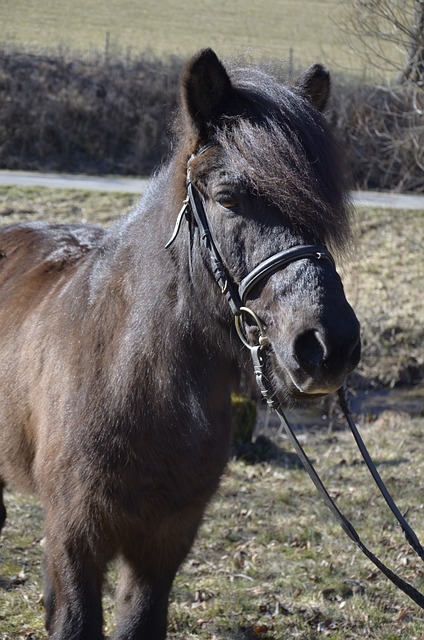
xmin=180 ymin=48 xmax=233 ymax=138
xmin=294 ymin=64 xmax=330 ymax=112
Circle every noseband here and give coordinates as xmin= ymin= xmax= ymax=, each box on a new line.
xmin=166 ymin=144 xmax=424 ymax=609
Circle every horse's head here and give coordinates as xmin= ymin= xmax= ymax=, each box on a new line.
xmin=174 ymin=49 xmax=360 ymax=400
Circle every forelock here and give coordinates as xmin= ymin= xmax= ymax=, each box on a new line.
xmin=213 ymin=67 xmax=352 ymax=256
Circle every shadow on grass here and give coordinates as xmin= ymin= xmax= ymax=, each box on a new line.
xmin=232 ymin=435 xmax=302 ymax=468
xmin=375 ymin=457 xmax=411 ymax=467
xmin=0 ymin=574 xmax=27 ymax=590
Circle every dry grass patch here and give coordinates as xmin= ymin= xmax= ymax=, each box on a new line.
xmin=344 ymin=206 xmax=424 ymax=387
xmin=2 ymin=413 xmax=424 ymax=639
xmin=0 ymin=185 xmax=138 ymax=227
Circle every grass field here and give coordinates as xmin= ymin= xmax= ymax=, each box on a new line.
xmin=0 ymin=186 xmax=423 ymax=638
xmin=0 ymin=0 xmax=400 ymax=77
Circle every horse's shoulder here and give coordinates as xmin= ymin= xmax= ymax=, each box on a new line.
xmin=0 ymin=221 xmax=106 ymax=271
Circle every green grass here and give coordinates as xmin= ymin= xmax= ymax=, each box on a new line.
xmin=0 ymin=0 xmax=398 ymax=77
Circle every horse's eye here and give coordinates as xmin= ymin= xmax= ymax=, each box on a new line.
xmin=216 ymin=195 xmax=239 ymax=210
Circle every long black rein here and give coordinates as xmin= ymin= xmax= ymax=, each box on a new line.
xmin=251 ymin=346 xmax=424 ymax=608
xmin=166 ymin=146 xmax=424 ymax=609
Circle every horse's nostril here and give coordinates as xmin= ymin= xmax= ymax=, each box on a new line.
xmin=294 ymin=329 xmax=327 ymax=370
xmin=293 ymin=328 xmax=361 ymax=374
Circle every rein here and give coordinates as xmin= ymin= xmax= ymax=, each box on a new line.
xmin=251 ymin=344 xmax=424 ymax=608
xmin=166 ymin=146 xmax=424 ymax=609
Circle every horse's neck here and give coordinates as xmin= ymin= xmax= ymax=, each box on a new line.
xmin=98 ymin=165 xmax=236 ymax=363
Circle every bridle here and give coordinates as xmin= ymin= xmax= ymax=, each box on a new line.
xmin=166 ymin=144 xmax=424 ymax=608
xmin=166 ymin=143 xmax=335 ymax=317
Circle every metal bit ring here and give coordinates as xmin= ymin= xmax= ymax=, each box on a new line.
xmin=234 ymin=306 xmax=270 ymax=350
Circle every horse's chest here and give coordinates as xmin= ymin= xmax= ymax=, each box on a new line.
xmin=75 ymin=416 xmax=231 ymax=518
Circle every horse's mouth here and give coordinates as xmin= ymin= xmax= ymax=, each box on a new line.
xmin=291 ymin=388 xmax=334 ymax=401
xmin=271 ymin=354 xmax=349 ymax=401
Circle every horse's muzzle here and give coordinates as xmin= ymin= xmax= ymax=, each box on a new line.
xmin=275 ymin=317 xmax=361 ymax=397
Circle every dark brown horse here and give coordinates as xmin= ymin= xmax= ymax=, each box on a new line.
xmin=0 ymin=49 xmax=360 ymax=639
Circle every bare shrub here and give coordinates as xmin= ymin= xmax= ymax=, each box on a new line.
xmin=337 ymin=0 xmax=424 ymax=87
xmin=0 ymin=45 xmax=182 ymax=175
xmin=330 ymin=78 xmax=424 ymax=192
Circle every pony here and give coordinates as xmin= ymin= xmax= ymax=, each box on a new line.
xmin=0 ymin=49 xmax=360 ymax=639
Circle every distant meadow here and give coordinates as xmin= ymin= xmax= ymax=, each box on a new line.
xmin=0 ymin=0 xmax=402 ymax=79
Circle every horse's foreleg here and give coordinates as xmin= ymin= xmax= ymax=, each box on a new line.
xmin=113 ymin=560 xmax=174 ymax=640
xmin=0 ymin=483 xmax=6 ymax=533
xmin=43 ymin=520 xmax=106 ymax=640
xmin=113 ymin=518 xmax=202 ymax=640
xmin=43 ymin=562 xmax=56 ymax=635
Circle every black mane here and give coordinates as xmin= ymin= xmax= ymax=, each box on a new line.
xmin=209 ymin=66 xmax=352 ymax=256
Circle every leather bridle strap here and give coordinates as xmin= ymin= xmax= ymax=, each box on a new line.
xmin=278 ymin=400 xmax=424 ymax=607
xmin=338 ymin=386 xmax=424 ymax=562
xmin=239 ymin=245 xmax=334 ymax=304
xmin=186 ymin=178 xmax=242 ymax=315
